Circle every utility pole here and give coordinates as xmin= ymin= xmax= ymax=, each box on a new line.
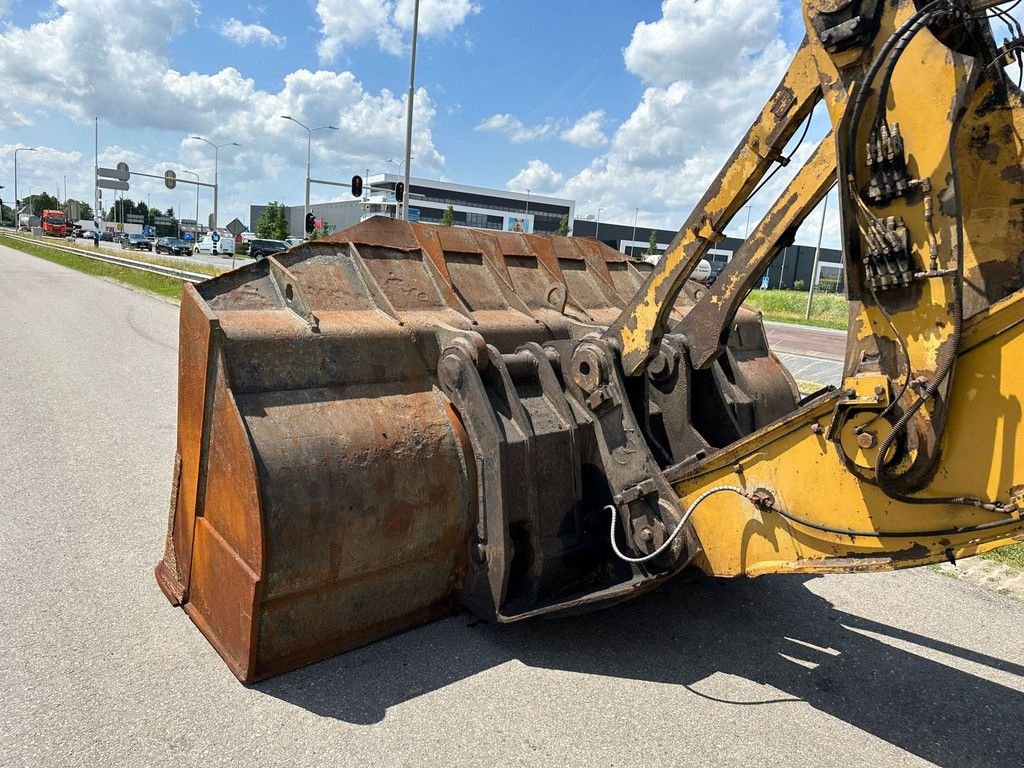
xmin=401 ymin=0 xmax=421 ymax=221
xmin=595 ymin=207 xmax=603 ymax=242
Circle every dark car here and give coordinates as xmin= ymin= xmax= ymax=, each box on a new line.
xmin=249 ymin=238 xmax=290 ymax=260
xmin=123 ymin=234 xmax=153 ymax=252
xmin=99 ymin=231 xmax=114 ymax=242
xmin=155 ymin=237 xmax=190 ymax=256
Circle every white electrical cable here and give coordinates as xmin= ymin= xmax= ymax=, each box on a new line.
xmin=607 ymin=485 xmax=752 ymax=565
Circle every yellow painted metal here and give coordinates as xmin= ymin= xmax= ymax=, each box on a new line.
xmin=662 ymin=1 xmax=1024 ymax=576
xmin=607 ymin=41 xmax=825 ymax=376
xmin=676 ymin=290 xmax=1024 ymax=577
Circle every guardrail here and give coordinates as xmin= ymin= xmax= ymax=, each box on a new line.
xmin=0 ymin=231 xmax=214 ymax=284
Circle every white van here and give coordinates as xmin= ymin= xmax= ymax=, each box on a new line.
xmin=194 ymin=231 xmax=235 ymax=256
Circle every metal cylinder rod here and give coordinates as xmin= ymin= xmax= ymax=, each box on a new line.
xmin=805 ymin=192 xmax=830 ymax=320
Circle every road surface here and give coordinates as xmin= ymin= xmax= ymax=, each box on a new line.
xmin=765 ymin=321 xmax=846 ymax=388
xmin=2 ymin=245 xmax=1023 ymax=767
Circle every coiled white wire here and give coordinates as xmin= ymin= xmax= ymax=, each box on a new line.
xmin=606 ymin=485 xmax=751 ymax=564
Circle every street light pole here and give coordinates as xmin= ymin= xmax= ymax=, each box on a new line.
xmin=595 ymin=207 xmax=604 ymax=242
xmin=281 ymin=116 xmax=338 ymax=237
xmin=190 ymin=136 xmax=240 ymax=231
xmin=401 ymin=0 xmax=421 ymax=221
xmin=14 ymin=147 xmax=36 ymax=225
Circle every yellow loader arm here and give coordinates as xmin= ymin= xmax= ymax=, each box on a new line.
xmin=157 ymin=0 xmax=1024 ymax=682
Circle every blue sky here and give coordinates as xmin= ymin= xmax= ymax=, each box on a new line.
xmin=0 ymin=0 xmax=837 ymax=240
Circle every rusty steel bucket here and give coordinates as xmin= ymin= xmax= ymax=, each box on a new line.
xmin=156 ymin=217 xmax=797 ymax=682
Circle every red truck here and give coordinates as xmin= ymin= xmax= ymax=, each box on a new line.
xmin=40 ymin=209 xmax=67 ymax=237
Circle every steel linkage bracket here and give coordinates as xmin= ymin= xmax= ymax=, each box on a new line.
xmin=562 ymin=338 xmax=701 ymax=569
xmin=438 ymin=335 xmax=702 ymax=623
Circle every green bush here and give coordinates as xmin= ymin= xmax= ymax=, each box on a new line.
xmin=793 ymin=279 xmax=806 ymax=291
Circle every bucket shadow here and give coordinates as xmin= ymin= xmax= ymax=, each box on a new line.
xmin=257 ymin=573 xmax=1024 ymax=766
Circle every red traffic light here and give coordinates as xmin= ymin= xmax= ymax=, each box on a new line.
xmin=304 ymin=212 xmax=316 ymax=234
xmin=395 ymin=182 xmax=405 ymax=203
xmin=351 ymin=175 xmax=363 ymax=197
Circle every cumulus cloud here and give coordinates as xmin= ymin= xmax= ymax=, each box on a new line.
xmin=509 ymin=0 xmax=806 ymax=238
xmin=316 ymin=0 xmax=479 ymax=60
xmin=624 ymin=0 xmax=783 ymax=87
xmin=506 ymin=160 xmax=565 ymax=195
xmin=476 ymin=114 xmax=563 ymax=144
xmin=0 ymin=0 xmax=447 ymax=225
xmin=561 ymin=110 xmax=608 ymax=149
xmin=220 ymin=18 xmax=286 ymax=48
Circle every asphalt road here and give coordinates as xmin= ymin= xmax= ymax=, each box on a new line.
xmin=2 ymin=245 xmax=1023 ymax=767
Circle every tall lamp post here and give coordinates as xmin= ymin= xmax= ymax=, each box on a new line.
xmin=595 ymin=207 xmax=604 ymax=242
xmin=180 ymin=170 xmax=201 ymax=241
xmin=14 ymin=147 xmax=36 ymax=224
xmin=281 ymin=116 xmax=338 ymax=236
xmin=189 ymin=136 xmax=240 ymax=231
xmin=401 ymin=0 xmax=422 ymax=221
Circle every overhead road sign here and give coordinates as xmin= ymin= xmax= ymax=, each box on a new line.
xmin=164 ymin=170 xmax=176 ymax=190
xmin=97 ymin=179 xmax=130 ymax=191
xmin=97 ymin=164 xmax=130 ymax=182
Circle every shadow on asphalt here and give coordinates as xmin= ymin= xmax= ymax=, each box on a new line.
xmin=257 ymin=573 xmax=1024 ymax=766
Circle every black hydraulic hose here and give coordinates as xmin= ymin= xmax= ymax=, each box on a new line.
xmin=770 ymin=501 xmax=1023 ymax=539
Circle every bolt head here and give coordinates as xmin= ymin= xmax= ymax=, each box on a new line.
xmin=857 ymin=431 xmax=876 ymax=450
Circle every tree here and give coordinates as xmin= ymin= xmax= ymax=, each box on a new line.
xmin=255 ymin=202 xmax=290 ymax=240
xmin=556 ymin=214 xmax=570 ymax=236
xmin=30 ymin=191 xmax=61 ymax=216
xmin=164 ymin=207 xmax=175 ymax=218
xmin=644 ymin=230 xmax=659 ymax=256
xmin=441 ymin=204 xmax=455 ymax=227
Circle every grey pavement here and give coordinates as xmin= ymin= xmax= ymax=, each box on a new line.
xmin=2 ymin=244 xmax=1023 ymax=767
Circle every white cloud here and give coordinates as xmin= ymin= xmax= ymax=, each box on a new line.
xmin=508 ymin=0 xmax=804 ymax=240
xmin=506 ymin=161 xmax=564 ymax=195
xmin=220 ymin=18 xmax=285 ymax=48
xmin=561 ymin=110 xmax=608 ymax=149
xmin=476 ymin=114 xmax=562 ymax=143
xmin=315 ymin=0 xmax=479 ymax=60
xmin=0 ymin=0 xmax=447 ymax=226
xmin=624 ymin=0 xmax=782 ymax=87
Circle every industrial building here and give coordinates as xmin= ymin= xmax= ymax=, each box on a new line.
xmin=251 ymin=175 xmax=842 ymax=292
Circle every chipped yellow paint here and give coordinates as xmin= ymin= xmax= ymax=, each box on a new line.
xmin=667 ymin=1 xmax=1024 ymax=577
xmin=673 ymin=289 xmax=1024 ymax=577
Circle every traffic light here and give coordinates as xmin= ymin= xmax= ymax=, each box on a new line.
xmin=395 ymin=182 xmax=405 ymax=203
xmin=351 ymin=175 xmax=363 ymax=198
xmin=305 ymin=212 xmax=316 ymax=234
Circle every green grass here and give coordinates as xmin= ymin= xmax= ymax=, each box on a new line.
xmin=983 ymin=542 xmax=1024 ymax=570
xmin=744 ymin=289 xmax=848 ymax=330
xmin=0 ymin=233 xmax=187 ymax=301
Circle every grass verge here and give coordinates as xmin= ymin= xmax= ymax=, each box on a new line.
xmin=0 ymin=233 xmax=186 ymax=301
xmin=983 ymin=542 xmax=1024 ymax=570
xmin=744 ymin=289 xmax=848 ymax=330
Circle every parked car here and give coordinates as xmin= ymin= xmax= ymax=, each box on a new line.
xmin=285 ymin=236 xmax=305 ymax=247
xmin=193 ymin=232 xmax=235 ymax=256
xmin=155 ymin=237 xmax=190 ymax=256
xmin=123 ymin=234 xmax=153 ymax=252
xmin=249 ymin=239 xmax=290 ymax=260
xmin=99 ymin=231 xmax=114 ymax=242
